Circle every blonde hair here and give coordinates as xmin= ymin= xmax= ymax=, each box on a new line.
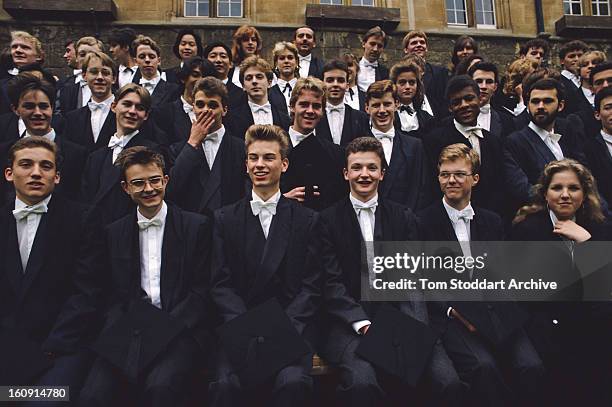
xmin=76 ymin=36 xmax=104 ymax=53
xmin=402 ymin=31 xmax=428 ymax=50
xmin=115 ymin=83 xmax=152 ymax=112
xmin=239 ymin=56 xmax=273 ymax=84
xmin=82 ymin=51 xmax=116 ymax=74
xmin=272 ymin=41 xmax=299 ymax=77
xmin=289 ymin=77 xmax=326 ymax=109
xmin=438 ymin=143 xmax=480 ymax=174
xmin=503 ymin=58 xmax=538 ymax=96
xmin=10 ymin=31 xmax=43 ymax=60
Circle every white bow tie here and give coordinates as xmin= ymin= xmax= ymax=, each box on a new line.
xmin=8 ymin=67 xmax=19 ymax=76
xmin=88 ymin=101 xmax=106 ymax=111
xmin=293 ymin=132 xmax=312 ymax=144
xmin=372 ymin=129 xmax=394 ymax=141
xmin=327 ymin=105 xmax=344 ymax=114
xmin=547 ymin=132 xmax=562 ymax=144
xmin=451 ymin=207 xmax=474 ymax=223
xmin=138 ymin=218 xmax=163 ymax=230
xmin=204 ymin=132 xmax=219 ymax=143
xmin=108 ymin=135 xmax=130 ymax=149
xmin=251 ymin=103 xmax=271 ymax=114
xmin=140 ymin=78 xmax=157 ymax=87
xmin=352 ymin=198 xmax=378 ymax=212
xmin=363 ymin=60 xmax=379 ymax=68
xmin=182 ymin=102 xmax=193 ymax=115
xmin=299 ymin=54 xmax=312 ymax=62
xmin=13 ymin=202 xmax=48 ymax=221
xmin=79 ymin=78 xmax=88 ymax=87
xmin=250 ymin=200 xmax=277 ymax=216
xmin=480 ymin=105 xmax=491 ymax=114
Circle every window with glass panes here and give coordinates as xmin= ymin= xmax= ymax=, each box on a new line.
xmin=475 ymin=0 xmax=496 ymax=26
xmin=592 ymin=0 xmax=610 ymax=15
xmin=184 ymin=0 xmax=242 ymax=17
xmin=446 ymin=0 xmax=467 ymax=25
xmin=563 ymin=0 xmax=583 ymax=14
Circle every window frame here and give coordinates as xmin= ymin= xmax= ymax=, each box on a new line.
xmin=474 ymin=0 xmax=497 ymax=28
xmin=319 ymin=0 xmax=376 ymax=6
xmin=446 ymin=0 xmax=468 ymax=26
xmin=563 ymin=0 xmax=584 ymax=15
xmin=591 ymin=0 xmax=611 ymax=15
xmin=445 ymin=0 xmax=499 ymax=29
xmin=183 ymin=0 xmax=244 ymax=18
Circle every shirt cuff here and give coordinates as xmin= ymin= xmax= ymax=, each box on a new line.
xmin=352 ymin=320 xmax=372 ymax=335
xmin=447 ymin=307 xmax=454 ymax=318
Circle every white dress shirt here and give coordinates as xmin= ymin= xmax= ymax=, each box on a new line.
xmin=442 ymin=197 xmax=474 ymax=280
xmin=201 ymin=125 xmax=225 ymax=169
xmin=88 ymin=95 xmax=115 ymax=143
xmin=14 ymin=195 xmax=52 ymax=271
xmin=250 ymin=189 xmax=281 ymax=238
xmin=326 ymin=102 xmax=346 ymax=145
xmin=25 ymin=128 xmax=56 ymax=142
xmin=421 ymin=95 xmax=434 ymax=117
xmin=77 ymin=73 xmax=92 ymax=108
xmin=18 ymin=118 xmax=26 ymax=137
xmin=231 ymin=68 xmax=243 ymax=89
xmin=108 ymin=130 xmax=139 ymax=163
xmin=478 ymin=104 xmax=492 ymax=132
xmin=357 ymin=57 xmax=377 ymax=92
xmin=288 ymin=127 xmax=314 ymax=148
xmin=181 ymin=96 xmax=196 ymax=123
xmin=371 ymin=126 xmax=395 ymax=165
xmin=454 ymin=120 xmax=484 ymax=159
xmin=138 ymin=201 xmax=167 ymax=309
xmin=513 ymin=100 xmax=526 ymax=117
xmin=248 ymin=101 xmax=273 ymax=125
xmin=528 ymin=121 xmax=564 ymax=161
xmin=561 ymin=69 xmax=581 ymax=88
xmin=345 ymin=86 xmax=360 ymax=111
xmin=581 ymin=86 xmax=595 ymax=107
xmin=398 ymin=103 xmax=419 ymax=133
xmin=140 ymin=75 xmax=161 ymax=95
xmin=349 ymin=193 xmax=378 ymax=334
xmin=8 ymin=67 xmax=19 ymax=76
xmin=601 ymin=130 xmax=612 ymax=158
xmin=118 ymin=64 xmax=136 ymax=88
xmin=277 ymin=78 xmax=297 ymax=109
xmin=298 ymin=54 xmax=312 ymax=79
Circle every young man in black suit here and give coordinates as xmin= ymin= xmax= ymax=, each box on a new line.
xmin=294 ymin=26 xmax=324 ymax=79
xmin=585 ymin=86 xmax=612 ymax=205
xmin=357 ymin=26 xmax=389 ymax=93
xmin=389 ymin=60 xmax=434 ymax=140
xmin=425 ymin=75 xmax=507 ymax=215
xmin=203 ymin=41 xmax=247 ymax=109
xmin=402 ymin=30 xmax=449 ymax=119
xmin=269 ymin=41 xmax=298 ymax=115
xmin=316 ymin=59 xmax=369 ymax=146
xmin=320 ymin=137 xmax=465 ymax=407
xmin=366 ymin=80 xmax=433 ymax=211
xmin=281 ymin=77 xmax=347 ymax=211
xmin=567 ymin=62 xmax=612 ymax=138
xmin=209 ymin=124 xmax=321 ymax=407
xmin=225 ymin=56 xmax=291 ymax=138
xmin=1 ymin=136 xmax=104 ymax=400
xmin=132 ymin=35 xmax=180 ymax=108
xmin=418 ymin=143 xmax=544 ymax=406
xmin=107 ymin=27 xmax=138 ymax=88
xmin=504 ymin=78 xmax=588 ymax=207
xmin=557 ymin=40 xmax=588 ymax=117
xmin=468 ymin=61 xmax=516 ymax=139
xmin=3 ymin=74 xmax=87 ymax=203
xmin=80 ymin=146 xmax=211 ymax=406
xmin=81 ymin=83 xmax=162 ymax=225
xmin=165 ymin=77 xmax=246 ymax=215
xmin=63 ymin=51 xmax=117 ymax=152
xmin=152 ymin=57 xmax=217 ymax=145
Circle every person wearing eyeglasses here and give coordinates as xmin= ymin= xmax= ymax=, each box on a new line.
xmin=418 ymin=143 xmax=545 ymax=406
xmin=80 ymin=146 xmax=212 ymax=406
xmin=166 ymin=77 xmax=246 ymax=215
xmin=424 ymin=75 xmax=507 ymax=216
xmin=63 ymin=51 xmax=117 ymax=152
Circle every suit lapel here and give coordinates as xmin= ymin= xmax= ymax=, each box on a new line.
xmin=525 ymin=127 xmax=556 ymax=163
xmin=199 ymin=136 xmax=224 ymax=211
xmin=175 ymin=101 xmax=192 ymax=141
xmin=381 ymin=131 xmax=408 ymax=195
xmin=95 ymin=150 xmax=120 ymax=204
xmin=340 ymin=106 xmax=354 ymax=146
xmin=96 ymin=112 xmax=116 ymax=149
xmin=160 ymin=206 xmax=183 ymax=310
xmin=3 ymin=211 xmax=23 ymax=294
xmin=316 ymin=115 xmax=333 ymax=144
xmin=490 ymin=110 xmax=502 ymax=138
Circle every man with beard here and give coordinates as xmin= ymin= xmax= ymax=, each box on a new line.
xmin=356 ymin=26 xmax=388 ymax=93
xmin=504 ymin=78 xmax=587 ymax=206
xmin=294 ymin=26 xmax=324 ymax=79
xmin=424 ymin=76 xmax=506 ymax=216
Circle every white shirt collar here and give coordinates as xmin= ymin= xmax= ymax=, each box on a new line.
xmin=277 ymin=77 xmax=297 ymax=88
xmin=453 ymin=119 xmax=484 ymax=137
xmin=119 ymin=64 xmax=135 ymax=73
xmin=549 ymin=209 xmax=575 ymax=227
xmin=326 ymin=101 xmax=345 ymax=112
xmin=25 ymin=128 xmax=55 ymax=142
xmin=601 ymin=129 xmax=612 ymax=144
xmin=561 ymin=69 xmax=580 ymax=85
xmin=204 ymin=124 xmax=226 ymax=143
xmin=91 ymin=94 xmax=115 ymax=107
xmin=73 ymin=69 xmax=82 ymax=76
xmin=442 ymin=198 xmax=474 ymax=223
xmin=110 ymin=129 xmax=139 ymax=148
xmin=140 ymin=74 xmax=161 ymax=85
xmin=349 ymin=193 xmax=378 ymax=213
xmin=528 ymin=121 xmax=559 ymax=142
xmin=299 ymin=54 xmax=312 ymax=62
xmin=371 ymin=126 xmax=395 ymax=139
xmin=288 ymin=126 xmax=314 ymax=147
xmin=359 ymin=56 xmax=378 ymax=68
xmin=251 ymin=189 xmax=281 ymax=205
xmin=15 ymin=194 xmax=52 ymax=212
xmin=137 ymin=200 xmax=167 ymax=223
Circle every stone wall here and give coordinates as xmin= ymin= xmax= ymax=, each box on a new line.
xmin=1 ymin=21 xmax=610 ymax=79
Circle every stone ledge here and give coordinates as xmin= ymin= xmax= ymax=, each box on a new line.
xmin=305 ymin=4 xmax=400 ymax=31
xmin=555 ymin=15 xmax=612 ymax=39
xmin=3 ymin=0 xmax=117 ymax=20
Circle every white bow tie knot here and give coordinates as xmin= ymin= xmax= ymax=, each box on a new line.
xmin=352 ymin=199 xmax=378 ymax=213
xmin=250 ymin=200 xmax=277 ymax=216
xmin=548 ymin=132 xmax=562 ymax=144
xmin=480 ymin=105 xmax=491 ymax=114
xmin=13 ymin=202 xmax=48 ymax=221
xmin=452 ymin=207 xmax=474 ymax=223
xmin=204 ymin=132 xmax=219 ymax=143
xmin=88 ymin=101 xmax=106 ymax=111
xmin=108 ymin=135 xmax=129 ymax=149
xmin=138 ymin=218 xmax=163 ymax=230
xmin=363 ymin=60 xmax=379 ymax=68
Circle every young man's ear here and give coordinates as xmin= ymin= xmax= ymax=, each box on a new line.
xmin=120 ymin=180 xmax=129 ymax=194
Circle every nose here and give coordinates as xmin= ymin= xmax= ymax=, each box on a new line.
xmin=560 ymin=188 xmax=570 ymax=198
xmin=31 ymin=163 xmax=42 ymax=177
xmin=143 ymin=180 xmax=154 ymax=192
xmin=537 ymin=101 xmax=546 ymax=109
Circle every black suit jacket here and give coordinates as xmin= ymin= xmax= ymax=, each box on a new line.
xmin=320 ymin=198 xmax=426 ymax=361
xmin=166 ymin=128 xmax=247 ymax=215
xmin=566 ymin=109 xmax=601 ymax=139
xmin=376 ymin=129 xmax=434 ymax=211
xmin=584 ymin=132 xmax=612 ymax=205
xmin=316 ymin=104 xmax=370 ymax=146
xmin=424 ymin=118 xmax=508 ymax=215
xmin=146 ymin=79 xmax=181 ymax=108
xmin=63 ymin=106 xmax=117 ymax=152
xmin=268 ymin=84 xmax=290 ymax=116
xmin=307 ymin=56 xmax=325 ymax=79
xmin=393 ymin=107 xmax=434 ymax=140
xmin=281 ymin=133 xmax=347 ymax=211
xmin=489 ymin=108 xmax=516 ymax=139
xmin=152 ymin=99 xmax=192 ymax=145
xmin=0 ymin=112 xmax=66 ymax=143
xmin=423 ymin=62 xmax=450 ymax=119
xmin=80 ymin=133 xmax=160 ymax=225
xmin=224 ymin=101 xmax=291 ymax=139
xmin=417 ymin=200 xmax=527 ymax=343
xmin=56 ymin=81 xmax=81 ymax=116
xmin=0 ymin=77 xmax=12 ymax=115
xmin=0 ymin=195 xmax=104 ymax=354
xmin=226 ymin=80 xmax=247 ymax=110
xmin=210 ymin=196 xmax=321 ymax=342
xmin=101 ymin=204 xmax=212 ymax=346
xmin=163 ymin=65 xmax=181 ymax=85
xmin=558 ymin=75 xmax=581 ymax=118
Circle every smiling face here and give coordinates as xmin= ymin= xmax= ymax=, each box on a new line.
xmin=246 ymin=139 xmax=288 ymax=192
xmin=366 ymin=92 xmax=397 ymax=132
xmin=404 ymin=36 xmax=427 ymax=58
xmin=562 ymin=49 xmax=584 ymax=74
xmin=111 ymin=92 xmax=149 ymax=135
xmin=14 ymin=90 xmax=52 ymax=136
xmin=276 ymin=49 xmax=297 ymax=81
xmin=135 ymin=44 xmax=161 ymax=80
xmin=84 ymin=57 xmax=116 ymax=101
xmin=121 ymin=162 xmax=168 ymax=215
xmin=344 ymin=150 xmax=384 ymax=202
xmin=291 ymin=89 xmax=324 ymax=134
xmin=545 ymin=170 xmax=584 ymax=221
xmin=294 ymin=27 xmax=316 ymax=56
xmin=11 ymin=37 xmax=39 ymax=67
xmin=438 ymin=158 xmax=479 ymax=209
xmin=5 ymin=146 xmax=59 ymax=205
xmin=178 ymin=34 xmax=198 ymax=60
xmin=241 ymin=35 xmax=258 ymax=57
xmin=207 ymin=46 xmax=232 ymax=80
xmin=449 ymin=86 xmax=480 ymax=126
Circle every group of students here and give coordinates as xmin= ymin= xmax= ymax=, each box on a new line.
xmin=0 ymin=23 xmax=611 ymax=407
